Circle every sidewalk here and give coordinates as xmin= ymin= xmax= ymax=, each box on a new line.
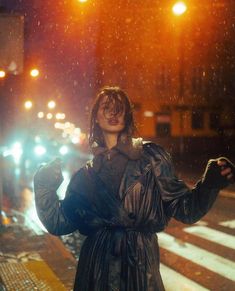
xmin=0 ymin=208 xmax=77 ymax=291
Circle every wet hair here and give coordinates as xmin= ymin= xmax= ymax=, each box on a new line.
xmin=89 ymin=86 xmax=136 ymax=147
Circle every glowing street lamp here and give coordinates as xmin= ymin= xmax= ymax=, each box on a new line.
xmin=55 ymin=113 xmax=66 ymax=120
xmin=30 ymin=68 xmax=40 ymax=78
xmin=34 ymin=145 xmax=46 ymax=156
xmin=47 ymin=100 xmax=56 ymax=109
xmin=172 ymin=1 xmax=188 ymax=155
xmin=0 ymin=70 xmax=6 ymax=78
xmin=24 ymin=100 xmax=33 ymax=110
xmin=37 ymin=112 xmax=44 ymax=119
xmin=46 ymin=113 xmax=53 ymax=120
xmin=172 ymin=1 xmax=187 ymax=16
xmin=78 ymin=0 xmax=88 ymax=3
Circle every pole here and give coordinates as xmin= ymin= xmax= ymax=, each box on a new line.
xmin=0 ymin=156 xmax=3 ymax=228
xmin=179 ymin=23 xmax=185 ymax=155
xmin=0 ymin=79 xmax=4 ymax=228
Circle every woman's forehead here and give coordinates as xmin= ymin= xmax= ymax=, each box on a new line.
xmin=99 ymin=94 xmax=123 ymax=106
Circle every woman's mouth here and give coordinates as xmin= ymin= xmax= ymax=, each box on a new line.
xmin=108 ymin=119 xmax=119 ymax=125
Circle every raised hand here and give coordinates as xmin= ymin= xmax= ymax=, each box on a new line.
xmin=34 ymin=158 xmax=64 ymax=191
xmin=201 ymin=157 xmax=235 ymax=190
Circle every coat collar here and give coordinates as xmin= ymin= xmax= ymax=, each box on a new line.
xmin=91 ymin=137 xmax=143 ymax=160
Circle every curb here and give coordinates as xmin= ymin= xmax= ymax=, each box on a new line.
xmin=219 ymin=189 xmax=235 ymax=199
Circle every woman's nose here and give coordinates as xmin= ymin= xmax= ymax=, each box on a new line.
xmin=107 ymin=107 xmax=116 ymax=116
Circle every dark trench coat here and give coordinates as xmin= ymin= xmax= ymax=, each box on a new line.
xmin=34 ymin=142 xmax=219 ymax=291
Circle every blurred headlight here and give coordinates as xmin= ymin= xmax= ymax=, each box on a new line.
xmin=34 ymin=145 xmax=46 ymax=156
xmin=59 ymin=145 xmax=69 ymax=155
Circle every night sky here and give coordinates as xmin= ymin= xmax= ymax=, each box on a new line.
xmin=2 ymin=0 xmax=99 ymax=129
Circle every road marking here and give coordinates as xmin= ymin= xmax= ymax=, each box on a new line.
xmin=158 ymin=232 xmax=235 ymax=281
xmin=183 ymin=225 xmax=235 ymax=250
xmin=160 ymin=263 xmax=209 ymax=291
xmin=195 ymin=220 xmax=208 ymax=226
xmin=219 ymin=219 xmax=235 ymax=229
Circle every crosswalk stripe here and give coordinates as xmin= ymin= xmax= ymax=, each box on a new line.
xmin=219 ymin=219 xmax=235 ymax=229
xmin=195 ymin=220 xmax=208 ymax=226
xmin=183 ymin=225 xmax=235 ymax=250
xmin=158 ymin=232 xmax=235 ymax=281
xmin=160 ymin=263 xmax=210 ymax=291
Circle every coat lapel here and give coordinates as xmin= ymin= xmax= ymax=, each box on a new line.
xmin=118 ymin=153 xmax=151 ymax=200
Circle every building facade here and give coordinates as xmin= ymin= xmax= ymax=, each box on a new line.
xmin=95 ymin=0 xmax=235 ymax=146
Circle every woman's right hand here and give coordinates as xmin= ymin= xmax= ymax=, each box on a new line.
xmin=34 ymin=158 xmax=64 ymax=191
xmin=201 ymin=157 xmax=234 ymax=190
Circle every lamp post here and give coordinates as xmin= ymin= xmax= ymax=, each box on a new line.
xmin=172 ymin=1 xmax=187 ymax=155
xmin=0 ymin=70 xmax=6 ymax=228
xmin=30 ymin=68 xmax=40 ymax=78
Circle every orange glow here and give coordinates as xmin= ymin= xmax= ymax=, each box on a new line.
xmin=30 ymin=68 xmax=40 ymax=78
xmin=172 ymin=1 xmax=187 ymax=16
xmin=37 ymin=112 xmax=44 ymax=118
xmin=48 ymin=100 xmax=56 ymax=109
xmin=55 ymin=112 xmax=66 ymax=120
xmin=24 ymin=100 xmax=33 ymax=110
xmin=47 ymin=113 xmax=53 ymax=119
xmin=78 ymin=0 xmax=88 ymax=2
xmin=0 ymin=70 xmax=6 ymax=78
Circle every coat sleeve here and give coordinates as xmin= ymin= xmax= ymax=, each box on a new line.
xmin=34 ymin=168 xmax=78 ymax=236
xmin=145 ymin=143 xmax=220 ymax=224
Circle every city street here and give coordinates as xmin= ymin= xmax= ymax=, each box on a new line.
xmin=1 ymin=1 xmax=235 ymax=290
xmin=160 ymin=195 xmax=235 ymax=291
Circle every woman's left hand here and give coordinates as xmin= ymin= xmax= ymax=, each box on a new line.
xmin=201 ymin=157 xmax=235 ymax=190
xmin=34 ymin=158 xmax=64 ymax=191
xmin=217 ymin=157 xmax=235 ymax=183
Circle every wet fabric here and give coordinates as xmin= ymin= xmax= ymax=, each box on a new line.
xmin=92 ymin=137 xmax=141 ymax=199
xmin=34 ymin=140 xmax=220 ymax=291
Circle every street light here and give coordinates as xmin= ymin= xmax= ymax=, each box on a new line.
xmin=78 ymin=0 xmax=88 ymax=3
xmin=172 ymin=1 xmax=187 ymax=16
xmin=172 ymin=1 xmax=188 ymax=155
xmin=47 ymin=100 xmax=56 ymax=109
xmin=0 ymin=70 xmax=6 ymax=78
xmin=24 ymin=100 xmax=33 ymax=110
xmin=30 ymin=68 xmax=40 ymax=78
xmin=46 ymin=113 xmax=53 ymax=120
xmin=37 ymin=112 xmax=44 ymax=119
xmin=55 ymin=113 xmax=66 ymax=120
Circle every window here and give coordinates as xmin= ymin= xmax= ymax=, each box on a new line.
xmin=156 ymin=113 xmax=171 ymax=137
xmin=156 ymin=123 xmax=171 ymax=137
xmin=210 ymin=112 xmax=220 ymax=130
xmin=192 ymin=110 xmax=204 ymax=129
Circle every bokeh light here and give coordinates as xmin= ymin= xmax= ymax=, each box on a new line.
xmin=48 ymin=100 xmax=56 ymax=109
xmin=172 ymin=1 xmax=187 ymax=16
xmin=37 ymin=112 xmax=44 ymax=118
xmin=24 ymin=100 xmax=33 ymax=110
xmin=0 ymin=70 xmax=6 ymax=78
xmin=30 ymin=68 xmax=40 ymax=77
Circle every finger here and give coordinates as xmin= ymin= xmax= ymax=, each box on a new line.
xmin=217 ymin=160 xmax=227 ymax=166
xmin=227 ymin=173 xmax=233 ymax=180
xmin=221 ymin=167 xmax=231 ymax=176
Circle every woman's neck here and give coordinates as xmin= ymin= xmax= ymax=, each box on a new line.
xmin=103 ymin=132 xmax=118 ymax=149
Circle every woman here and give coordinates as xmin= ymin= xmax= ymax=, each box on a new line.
xmin=34 ymin=86 xmax=234 ymax=291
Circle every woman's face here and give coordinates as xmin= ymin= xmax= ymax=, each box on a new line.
xmin=96 ymin=95 xmax=125 ymax=134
